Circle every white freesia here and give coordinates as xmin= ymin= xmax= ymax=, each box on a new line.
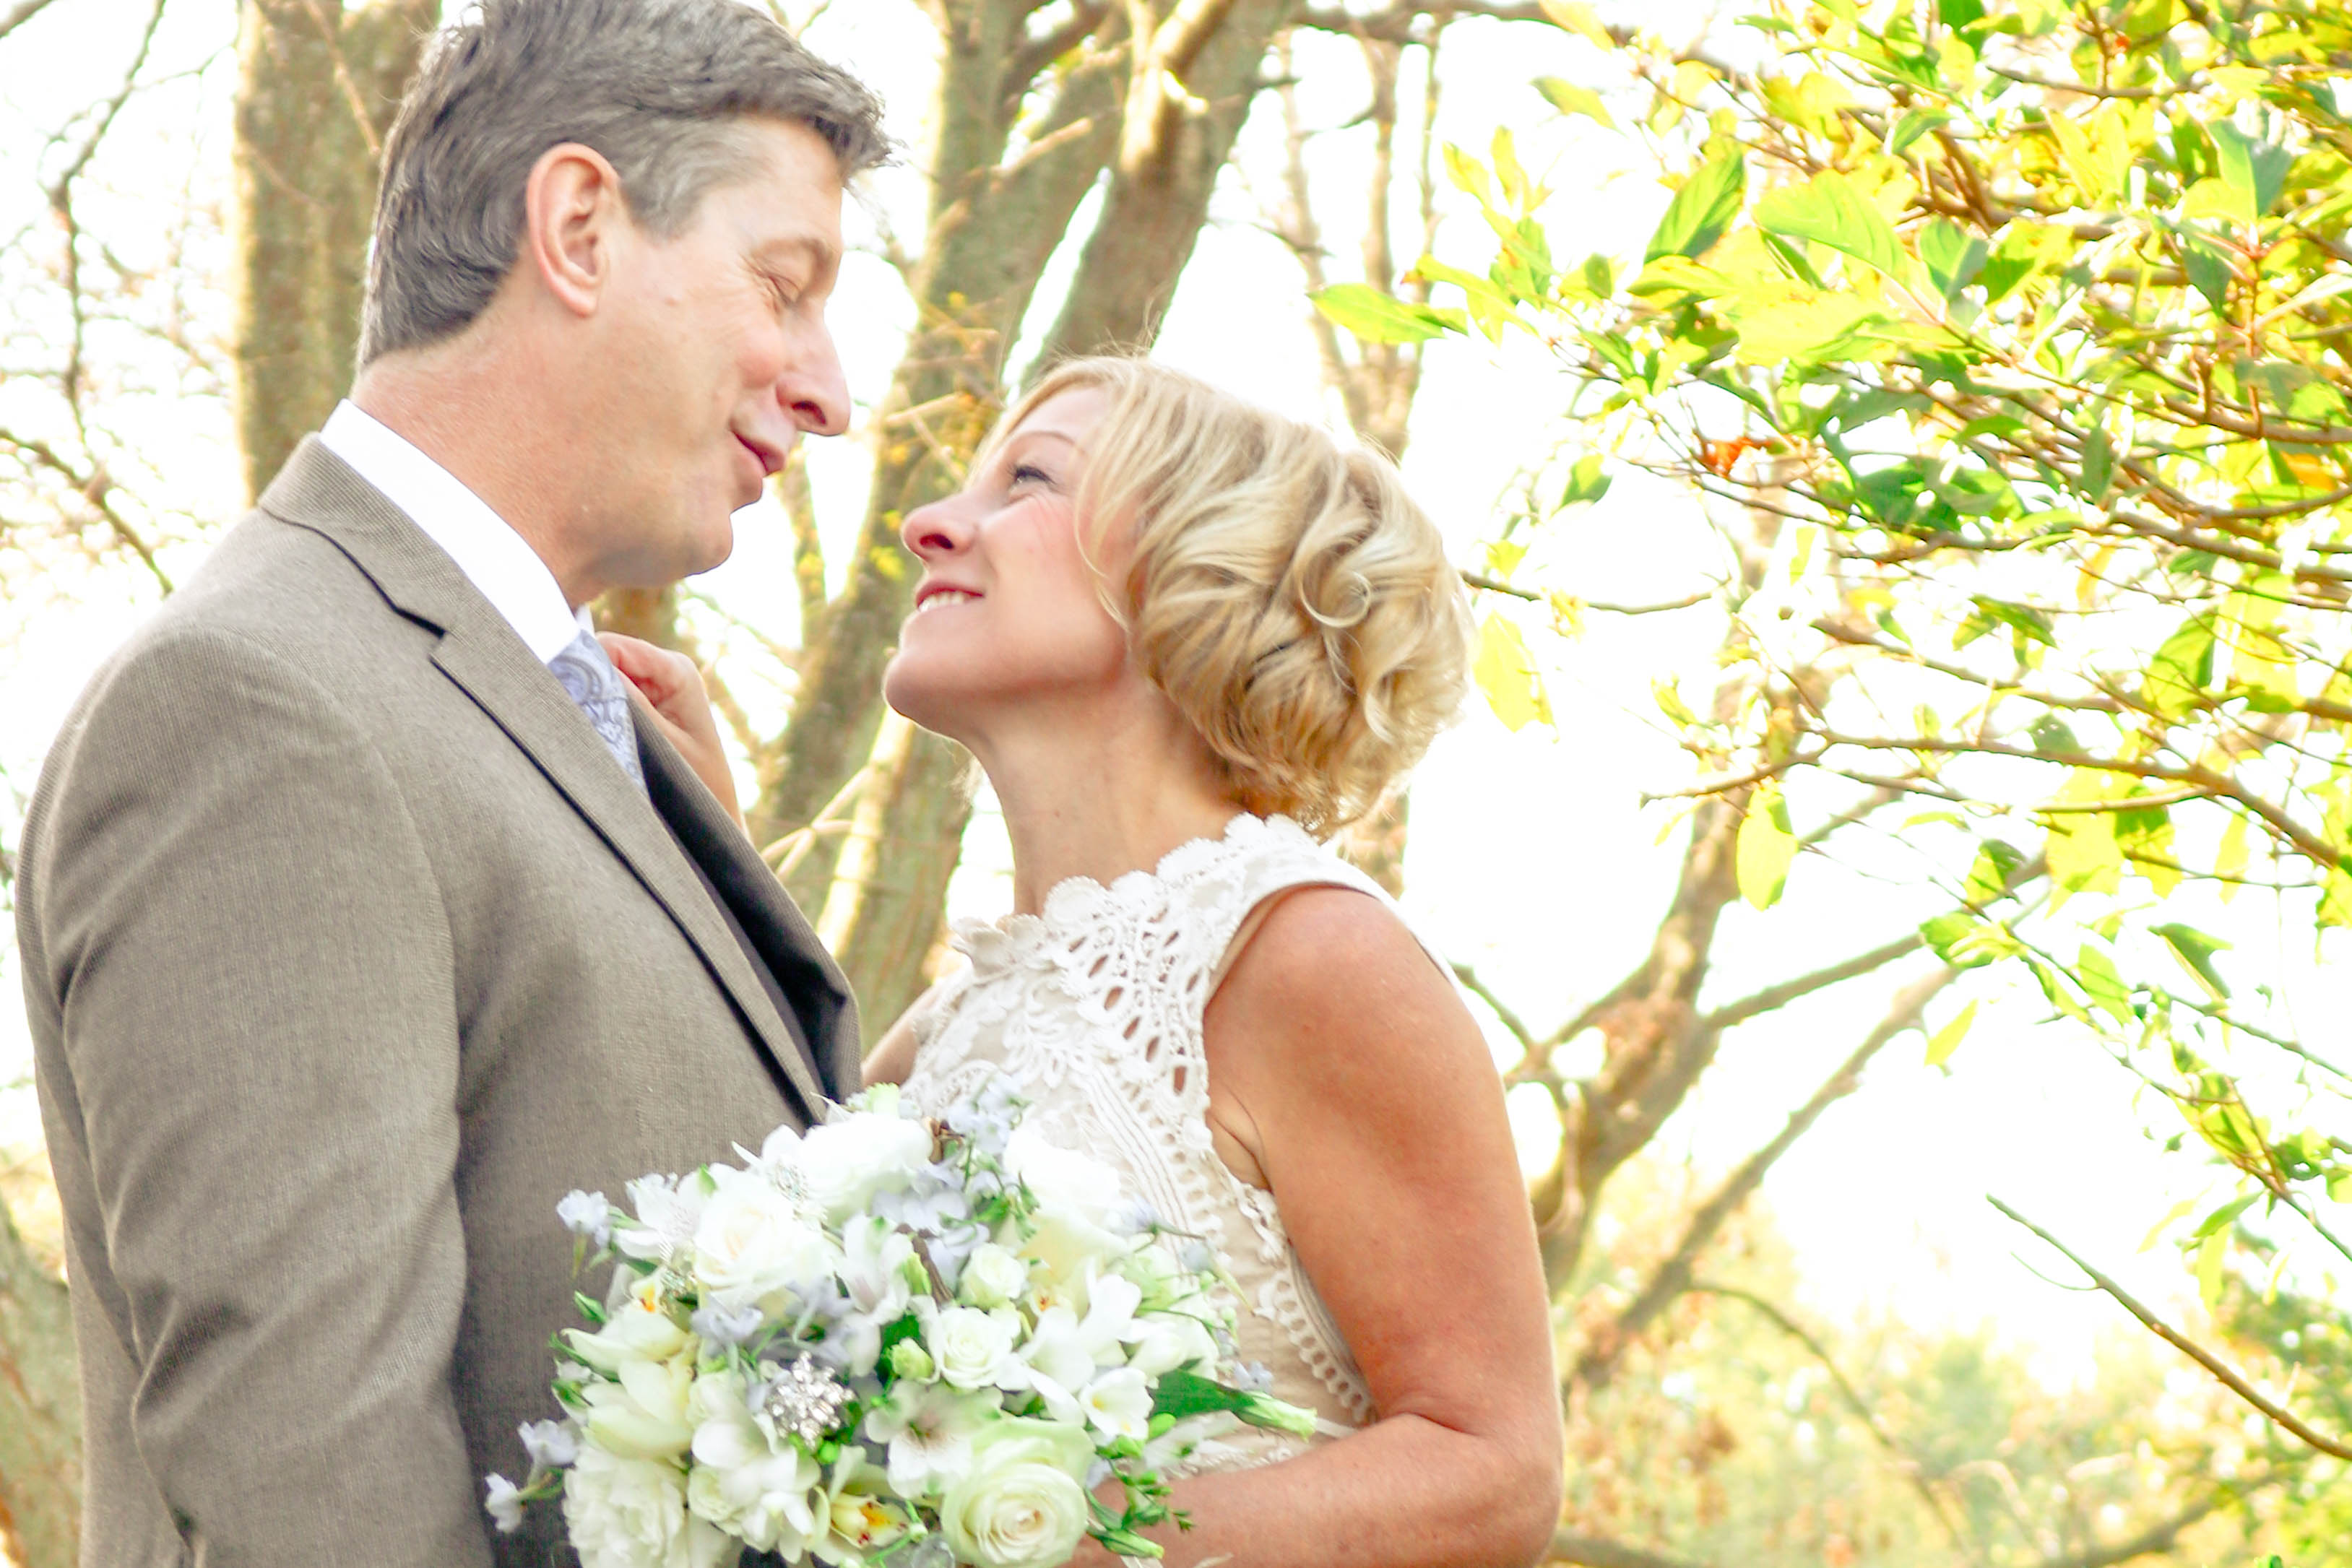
xmin=563 ymin=1445 xmax=733 ymax=1568
xmin=800 ymin=1111 xmax=933 ymax=1222
xmin=579 ymin=1351 xmax=698 ymax=1459
xmin=938 ymin=1420 xmax=1095 ymax=1568
xmin=483 ymin=1473 xmax=525 ymax=1534
xmin=956 ymin=1242 xmax=1029 ymax=1310
xmin=925 ymin=1304 xmax=1021 ymax=1392
xmin=1016 ymin=1210 xmax=1130 ymax=1315
xmin=686 ymin=1369 xmax=827 ymax=1554
xmin=566 ymin=1291 xmax=694 ymax=1378
xmin=693 ymin=1166 xmax=838 ymax=1313
xmin=1077 ymin=1366 xmax=1153 ymax=1443
xmin=1001 ymin=1124 xmax=1121 ymax=1227
xmin=861 ymin=1380 xmax=1001 ymax=1498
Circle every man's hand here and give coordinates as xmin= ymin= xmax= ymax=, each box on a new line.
xmin=600 ymin=633 xmax=741 ymax=823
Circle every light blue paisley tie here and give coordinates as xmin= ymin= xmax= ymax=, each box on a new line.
xmin=548 ymin=629 xmax=647 ymax=794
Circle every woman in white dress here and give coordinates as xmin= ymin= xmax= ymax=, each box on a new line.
xmin=619 ymin=357 xmax=1561 ymax=1567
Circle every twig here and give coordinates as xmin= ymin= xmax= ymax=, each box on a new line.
xmin=0 ymin=0 xmax=61 ymax=43
xmin=1986 ymin=1197 xmax=2352 ymax=1460
xmin=1451 ymin=962 xmax=1536 ymax=1055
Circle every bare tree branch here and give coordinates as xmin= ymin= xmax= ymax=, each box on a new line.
xmin=1988 ymin=1197 xmax=2352 ymax=1460
xmin=0 ymin=0 xmax=62 ymax=43
xmin=1700 ymin=932 xmax=1928 ymax=1032
xmin=1580 ymin=966 xmax=1953 ymax=1387
xmin=1548 ymin=1531 xmax=1710 ymax=1568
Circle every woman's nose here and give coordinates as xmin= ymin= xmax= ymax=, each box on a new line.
xmin=901 ymin=495 xmax=972 ymax=558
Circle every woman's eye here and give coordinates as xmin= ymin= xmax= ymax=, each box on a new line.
xmin=1008 ymin=463 xmax=1053 ymax=488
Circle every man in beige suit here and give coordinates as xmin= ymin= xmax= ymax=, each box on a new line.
xmin=13 ymin=2 xmax=887 ymax=1561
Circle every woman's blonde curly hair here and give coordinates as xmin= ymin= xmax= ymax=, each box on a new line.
xmin=986 ymin=355 xmax=1474 ymax=836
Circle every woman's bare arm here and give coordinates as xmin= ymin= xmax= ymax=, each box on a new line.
xmin=1075 ymin=886 xmax=1562 ymax=1568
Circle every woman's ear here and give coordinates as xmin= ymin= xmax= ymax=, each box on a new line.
xmin=519 ymin=142 xmax=627 ymax=319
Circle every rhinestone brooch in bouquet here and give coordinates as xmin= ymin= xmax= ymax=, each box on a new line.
xmin=485 ymin=1079 xmax=1317 ymax=1568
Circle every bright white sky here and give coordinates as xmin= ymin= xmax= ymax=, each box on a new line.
xmin=2 ymin=0 xmax=2344 ymax=1387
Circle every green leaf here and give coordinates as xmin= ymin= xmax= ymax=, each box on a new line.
xmin=2078 ymin=422 xmax=2115 ymax=502
xmin=2026 ymin=714 xmax=2079 ymax=755
xmin=1536 ymin=76 xmax=1615 ymax=129
xmin=1917 ymin=217 xmax=1987 ymax=300
xmin=2193 ymin=1192 xmax=2258 ymax=1239
xmin=2178 ymin=230 xmax=2234 ymax=315
xmin=1924 ymin=999 xmax=1977 ymax=1066
xmin=1755 ymin=171 xmax=1904 ymax=279
xmin=2028 ymin=958 xmax=2089 ymax=1024
xmin=1559 ymin=452 xmax=1612 ymax=507
xmin=1310 ymin=284 xmax=1458 ymax=345
xmin=1443 ymin=143 xmax=1491 ymax=203
xmin=1474 ymin=613 xmax=1550 ymax=732
xmin=2208 ymin=121 xmax=2293 ymax=224
xmin=1887 ymin=108 xmax=1950 ymax=157
xmin=2075 ymin=945 xmax=2134 ymax=1026
xmin=2153 ymin=922 xmax=2232 ymax=1000
xmin=1979 ymin=220 xmax=2070 ymax=303
xmin=2141 ymin=613 xmax=2216 ymax=717
xmin=1731 ymin=290 xmax=1883 ymax=365
xmin=2196 ymin=1228 xmax=2228 ymax=1306
xmin=1644 ymin=150 xmax=1745 ymax=263
xmin=1963 ymin=839 xmax=2025 ymax=904
xmin=1919 ymin=912 xmax=2015 ymax=969
xmin=1736 ymin=780 xmax=1797 ymax=909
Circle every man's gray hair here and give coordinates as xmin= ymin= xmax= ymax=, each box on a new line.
xmin=360 ymin=0 xmax=889 ymax=364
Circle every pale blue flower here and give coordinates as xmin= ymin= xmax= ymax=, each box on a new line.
xmin=519 ymin=1416 xmax=581 ymax=1470
xmin=691 ymin=1301 xmax=769 ymax=1350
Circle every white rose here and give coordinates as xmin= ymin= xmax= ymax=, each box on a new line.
xmin=562 ymin=1446 xmax=733 ymax=1568
xmin=686 ymin=1369 xmax=826 ymax=1554
xmin=566 ymin=1292 xmax=695 ymax=1378
xmin=957 ymin=1243 xmax=1030 ymax=1310
xmin=1001 ymin=1125 xmax=1121 ymax=1226
xmin=938 ymin=1421 xmax=1096 ymax=1568
xmin=800 ymin=1113 xmax=935 ymax=1222
xmin=693 ymin=1169 xmax=839 ymax=1313
xmin=925 ymin=1305 xmax=1021 ymax=1392
xmin=1125 ymin=1312 xmax=1217 ymax=1378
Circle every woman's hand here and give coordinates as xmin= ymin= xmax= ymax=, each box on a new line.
xmin=599 ymin=633 xmax=742 ymax=826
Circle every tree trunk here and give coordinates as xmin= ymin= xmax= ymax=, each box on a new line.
xmin=231 ymin=0 xmax=434 ymax=502
xmin=0 ymin=1195 xmax=77 ymax=1568
xmin=765 ymin=1 xmax=1303 ymax=1034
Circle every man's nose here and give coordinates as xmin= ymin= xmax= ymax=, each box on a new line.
xmin=778 ymin=321 xmax=851 ymax=438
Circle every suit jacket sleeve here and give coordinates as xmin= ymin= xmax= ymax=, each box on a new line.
xmin=27 ymin=625 xmax=495 ymax=1566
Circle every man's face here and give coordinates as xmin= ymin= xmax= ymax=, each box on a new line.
xmin=587 ymin=117 xmax=849 ymax=592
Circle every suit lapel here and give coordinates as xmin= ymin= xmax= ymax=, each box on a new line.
xmin=634 ymin=711 xmax=860 ymax=1099
xmin=258 ymin=438 xmax=832 ymax=1117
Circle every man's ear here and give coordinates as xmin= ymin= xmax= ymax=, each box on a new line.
xmin=520 ymin=142 xmax=628 ymax=319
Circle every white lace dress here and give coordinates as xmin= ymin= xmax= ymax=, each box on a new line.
xmin=901 ymin=813 xmax=1437 ymax=1473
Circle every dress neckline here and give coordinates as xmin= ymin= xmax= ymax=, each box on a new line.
xmin=951 ymin=812 xmax=1316 ymax=974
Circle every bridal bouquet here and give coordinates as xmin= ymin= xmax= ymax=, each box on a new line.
xmin=485 ymin=1079 xmax=1313 ymax=1568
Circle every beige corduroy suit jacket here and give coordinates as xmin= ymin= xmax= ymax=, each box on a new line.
xmin=15 ymin=438 xmax=860 ymax=1567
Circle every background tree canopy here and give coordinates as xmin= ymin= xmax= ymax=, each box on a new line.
xmin=1 ymin=0 xmax=2348 ymax=1565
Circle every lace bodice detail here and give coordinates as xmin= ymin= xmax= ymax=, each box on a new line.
xmin=902 ymin=814 xmax=1424 ymax=1468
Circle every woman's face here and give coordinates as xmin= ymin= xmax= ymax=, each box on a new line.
xmin=883 ymin=387 xmax=1135 ymax=740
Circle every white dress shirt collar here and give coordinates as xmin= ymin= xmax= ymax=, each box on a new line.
xmin=319 ymin=399 xmax=589 ymax=664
